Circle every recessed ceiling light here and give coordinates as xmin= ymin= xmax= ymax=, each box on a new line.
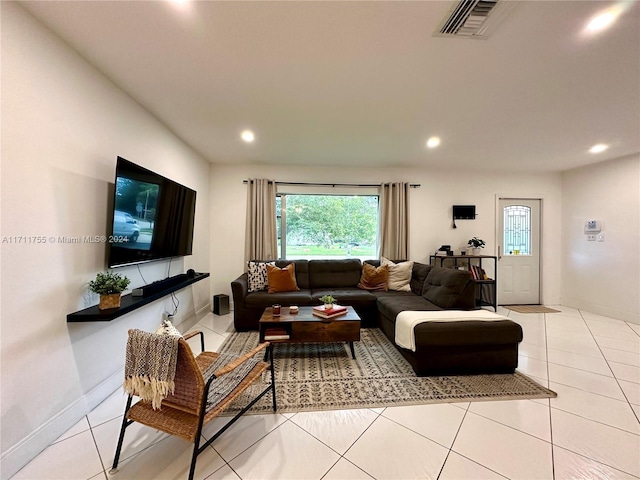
xmin=585 ymin=8 xmax=620 ymax=33
xmin=168 ymin=0 xmax=192 ymax=12
xmin=241 ymin=130 xmax=255 ymax=143
xmin=426 ymin=137 xmax=441 ymax=149
xmin=589 ymin=143 xmax=608 ymax=154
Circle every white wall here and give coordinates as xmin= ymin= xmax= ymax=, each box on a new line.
xmin=561 ymin=154 xmax=640 ymax=324
xmin=209 ymin=164 xmax=563 ymax=306
xmin=0 ymin=4 xmax=211 ymax=477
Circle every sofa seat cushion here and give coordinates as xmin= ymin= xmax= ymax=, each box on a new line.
xmin=413 ymin=319 xmax=523 ymax=347
xmin=422 ymin=267 xmax=473 ymax=308
xmin=376 ymin=294 xmax=440 ymax=320
xmin=370 ymin=290 xmax=416 ymax=299
xmin=311 ymin=288 xmax=376 ymax=307
xmin=245 ymin=290 xmax=313 ymax=307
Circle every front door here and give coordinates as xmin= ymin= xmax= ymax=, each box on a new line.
xmin=497 ymin=199 xmax=541 ymax=305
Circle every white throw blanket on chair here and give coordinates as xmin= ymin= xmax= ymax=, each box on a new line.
xmin=395 ymin=310 xmax=510 ymax=352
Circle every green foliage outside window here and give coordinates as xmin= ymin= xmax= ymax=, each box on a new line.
xmin=277 ymin=194 xmax=378 ymax=259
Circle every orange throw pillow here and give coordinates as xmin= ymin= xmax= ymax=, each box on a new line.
xmin=358 ymin=263 xmax=389 ymax=291
xmin=267 ymin=263 xmax=300 ymax=293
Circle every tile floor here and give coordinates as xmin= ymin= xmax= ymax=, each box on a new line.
xmin=12 ymin=306 xmax=640 ymax=480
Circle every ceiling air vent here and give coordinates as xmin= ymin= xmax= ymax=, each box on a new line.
xmin=435 ymin=0 xmax=515 ymax=39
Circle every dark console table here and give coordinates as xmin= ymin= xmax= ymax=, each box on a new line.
xmin=429 ymin=255 xmax=497 ymax=311
xmin=67 ymin=272 xmax=209 ymax=322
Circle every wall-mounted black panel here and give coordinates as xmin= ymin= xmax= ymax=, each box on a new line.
xmin=453 ymin=205 xmax=476 ymax=219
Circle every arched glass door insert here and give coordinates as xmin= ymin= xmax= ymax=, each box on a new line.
xmin=503 ymin=205 xmax=531 ymax=256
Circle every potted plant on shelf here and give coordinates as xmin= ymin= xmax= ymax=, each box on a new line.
xmin=319 ymin=295 xmax=337 ymax=310
xmin=467 ymin=237 xmax=486 ymax=255
xmin=89 ymin=271 xmax=131 ymax=310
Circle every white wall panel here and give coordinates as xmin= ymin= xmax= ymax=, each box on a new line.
xmin=1 ymin=4 xmax=210 ymax=476
xmin=561 ymin=155 xmax=640 ymax=324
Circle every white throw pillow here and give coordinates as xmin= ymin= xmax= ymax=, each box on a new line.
xmin=381 ymin=257 xmax=413 ymax=292
xmin=247 ymin=261 xmax=275 ymax=293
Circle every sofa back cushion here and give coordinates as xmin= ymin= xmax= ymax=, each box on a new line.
xmin=309 ymin=259 xmax=363 ymax=288
xmin=410 ymin=263 xmax=432 ymax=295
xmin=275 ymin=259 xmax=310 ymax=289
xmin=422 ymin=267 xmax=473 ymax=309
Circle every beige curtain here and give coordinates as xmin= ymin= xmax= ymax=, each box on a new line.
xmin=379 ymin=182 xmax=410 ymax=259
xmin=244 ymin=179 xmax=277 ymax=262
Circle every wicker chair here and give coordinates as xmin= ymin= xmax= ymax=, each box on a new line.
xmin=109 ymin=330 xmax=276 ymax=480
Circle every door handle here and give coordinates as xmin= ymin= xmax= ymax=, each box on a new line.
xmin=498 ymin=245 xmax=502 ymax=260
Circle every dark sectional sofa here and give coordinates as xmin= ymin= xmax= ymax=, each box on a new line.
xmin=231 ymin=258 xmax=522 ymax=375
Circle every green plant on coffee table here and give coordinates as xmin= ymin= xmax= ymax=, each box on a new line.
xmin=89 ymin=271 xmax=131 ymax=295
xmin=467 ymin=237 xmax=486 ymax=249
xmin=320 ymin=295 xmax=336 ymax=306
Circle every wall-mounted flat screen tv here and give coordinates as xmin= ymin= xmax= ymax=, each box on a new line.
xmin=107 ymin=157 xmax=196 ymax=267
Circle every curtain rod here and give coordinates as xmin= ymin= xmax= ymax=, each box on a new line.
xmin=243 ymin=180 xmax=420 ymax=188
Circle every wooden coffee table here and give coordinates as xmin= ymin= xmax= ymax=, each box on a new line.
xmin=259 ymin=306 xmax=361 ymax=359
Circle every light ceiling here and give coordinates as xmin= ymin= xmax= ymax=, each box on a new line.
xmin=18 ymin=0 xmax=640 ymax=173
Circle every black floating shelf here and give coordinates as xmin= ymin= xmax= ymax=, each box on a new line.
xmin=67 ymin=272 xmax=209 ymax=322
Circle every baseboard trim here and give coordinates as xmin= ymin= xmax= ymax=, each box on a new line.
xmin=197 ymin=301 xmax=212 ymax=318
xmin=562 ymin=300 xmax=639 ymax=325
xmin=0 ymin=368 xmax=123 ymax=480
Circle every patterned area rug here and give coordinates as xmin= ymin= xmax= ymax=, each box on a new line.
xmin=504 ymin=305 xmax=561 ymax=314
xmin=219 ymin=328 xmax=556 ymax=415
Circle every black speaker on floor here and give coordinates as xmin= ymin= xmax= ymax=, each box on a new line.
xmin=213 ymin=294 xmax=230 ymax=316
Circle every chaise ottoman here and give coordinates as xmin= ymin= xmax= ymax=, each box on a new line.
xmin=395 ymin=310 xmax=523 ymax=376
